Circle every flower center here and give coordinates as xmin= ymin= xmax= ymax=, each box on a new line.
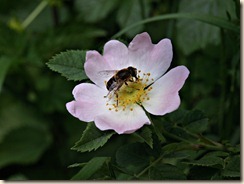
xmin=106 ymin=71 xmax=154 ymax=112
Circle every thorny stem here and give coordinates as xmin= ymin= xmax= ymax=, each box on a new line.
xmin=22 ymin=0 xmax=48 ymax=29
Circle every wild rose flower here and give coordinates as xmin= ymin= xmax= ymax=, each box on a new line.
xmin=66 ymin=32 xmax=189 ymax=134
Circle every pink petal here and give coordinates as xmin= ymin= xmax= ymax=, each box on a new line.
xmin=94 ymin=105 xmax=151 ymax=134
xmin=103 ymin=40 xmax=130 ymax=69
xmin=128 ymin=32 xmax=173 ymax=83
xmin=84 ymin=51 xmax=111 ymax=89
xmin=129 ymin=32 xmax=153 ymax=52
xmin=66 ymin=83 xmax=107 ymax=122
xmin=142 ymin=66 xmax=189 ymax=115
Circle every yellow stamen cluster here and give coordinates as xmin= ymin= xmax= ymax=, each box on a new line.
xmin=106 ymin=72 xmax=154 ymax=112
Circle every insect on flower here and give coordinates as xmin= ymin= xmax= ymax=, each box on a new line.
xmin=100 ymin=66 xmax=139 ymax=105
xmin=66 ymin=32 xmax=190 ymax=134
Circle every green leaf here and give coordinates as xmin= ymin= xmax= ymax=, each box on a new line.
xmin=90 ymin=161 xmax=113 ymax=180
xmin=155 ymin=110 xmax=209 ymax=141
xmin=8 ymin=174 xmax=28 ymax=180
xmin=151 ymin=119 xmax=166 ymax=143
xmin=161 ymin=142 xmax=198 ymax=160
xmin=68 ymin=163 xmax=86 ymax=168
xmin=151 ymin=164 xmax=187 ymax=180
xmin=116 ymin=143 xmax=149 ymax=174
xmin=36 ymin=76 xmax=74 ymax=113
xmin=205 ymin=151 xmax=229 ymax=158
xmin=188 ymin=166 xmax=219 ymax=180
xmin=133 ymin=126 xmax=153 ymax=148
xmin=183 ymin=155 xmax=224 ymax=169
xmin=72 ymin=157 xmax=109 ymax=180
xmin=222 ymin=170 xmax=241 ymax=178
xmin=0 ymin=97 xmax=50 ymax=143
xmin=222 ymin=155 xmax=240 ymax=178
xmin=176 ymin=0 xmax=238 ymax=55
xmin=117 ymin=0 xmax=149 ymax=37
xmin=222 ymin=170 xmax=240 ymax=178
xmin=162 ymin=142 xmax=194 ymax=154
xmin=169 ymin=127 xmax=197 ymax=142
xmin=116 ymin=173 xmax=134 ymax=180
xmin=183 ymin=110 xmax=209 ymax=134
xmin=0 ymin=125 xmax=52 ymax=168
xmin=162 ymin=142 xmax=189 ymax=154
xmin=165 ymin=108 xmax=188 ymax=125
xmin=76 ymin=0 xmax=119 ymax=23
xmin=47 ymin=50 xmax=87 ymax=81
xmin=166 ymin=109 xmax=209 ymax=134
xmin=72 ymin=123 xmax=115 ymax=152
xmin=0 ymin=56 xmax=12 ymax=92
xmin=0 ymin=94 xmax=52 ymax=169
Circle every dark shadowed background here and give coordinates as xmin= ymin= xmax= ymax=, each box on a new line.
xmin=0 ymin=0 xmax=240 ymax=180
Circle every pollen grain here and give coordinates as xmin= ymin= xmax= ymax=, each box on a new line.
xmin=105 ymin=71 xmax=154 ymax=112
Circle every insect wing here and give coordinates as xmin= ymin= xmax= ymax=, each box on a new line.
xmin=107 ymin=80 xmax=118 ymax=91
xmin=98 ymin=70 xmax=117 ymax=78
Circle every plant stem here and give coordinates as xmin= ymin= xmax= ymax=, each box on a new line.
xmin=22 ymin=0 xmax=48 ymax=29
xmin=135 ymin=154 xmax=164 ymax=178
xmin=161 ymin=125 xmax=224 ymax=151
xmin=112 ymin=13 xmax=239 ymax=38
xmin=150 ymin=113 xmax=225 ymax=151
xmin=155 ymin=119 xmax=193 ymax=145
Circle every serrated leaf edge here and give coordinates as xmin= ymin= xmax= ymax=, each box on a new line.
xmin=71 ymin=132 xmax=115 ymax=152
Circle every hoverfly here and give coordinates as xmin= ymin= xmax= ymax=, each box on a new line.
xmin=99 ymin=66 xmax=138 ymax=105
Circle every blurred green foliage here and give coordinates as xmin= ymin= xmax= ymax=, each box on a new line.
xmin=0 ymin=0 xmax=240 ymax=180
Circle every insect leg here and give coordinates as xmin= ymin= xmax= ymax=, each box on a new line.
xmin=116 ymin=92 xmax=118 ymax=107
xmin=104 ymin=91 xmax=111 ymax=98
